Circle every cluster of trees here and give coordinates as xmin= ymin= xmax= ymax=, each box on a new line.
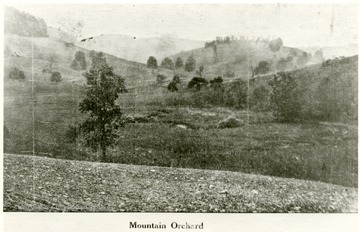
xmin=204 ymin=35 xmax=238 ymax=48
xmin=147 ymin=55 xmax=197 ymax=73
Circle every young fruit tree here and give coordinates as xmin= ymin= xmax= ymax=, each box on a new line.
xmin=78 ymin=64 xmax=126 ymax=161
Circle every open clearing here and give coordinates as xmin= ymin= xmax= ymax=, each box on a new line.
xmin=3 ymin=154 xmax=357 ymax=213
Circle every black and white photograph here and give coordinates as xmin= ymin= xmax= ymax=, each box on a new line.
xmin=2 ymin=1 xmax=358 ymax=226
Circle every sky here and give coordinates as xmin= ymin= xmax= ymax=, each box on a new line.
xmin=9 ymin=4 xmax=358 ymax=47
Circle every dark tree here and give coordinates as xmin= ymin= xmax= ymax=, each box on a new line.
xmin=269 ymin=72 xmax=301 ymax=122
xmin=185 ymin=56 xmax=196 ymax=72
xmin=175 ymin=57 xmax=184 ymax=69
xmin=210 ymin=76 xmax=224 ymax=90
xmin=160 ymin=57 xmax=174 ymax=70
xmin=77 ymin=64 xmax=126 ymax=161
xmin=188 ymin=77 xmax=208 ymax=90
xmin=254 ymin=61 xmax=271 ymax=75
xmin=8 ymin=67 xmax=25 ymax=80
xmin=156 ymin=74 xmax=167 ymax=85
xmin=50 ymin=72 xmax=62 ymax=82
xmin=147 ymin=56 xmax=158 ymax=69
xmin=71 ymin=51 xmax=87 ymax=70
xmin=167 ymin=81 xmax=178 ymax=92
xmin=90 ymin=51 xmax=107 ymax=70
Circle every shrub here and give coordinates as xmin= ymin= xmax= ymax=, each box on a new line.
xmin=217 ymin=117 xmax=245 ymax=129
xmin=172 ymin=75 xmax=181 ymax=84
xmin=223 ymin=79 xmax=248 ymax=109
xmin=188 ymin=77 xmax=208 ymax=90
xmin=184 ymin=56 xmax=196 ymax=72
xmin=50 ymin=72 xmax=62 ymax=82
xmin=175 ymin=57 xmax=183 ymax=69
xmin=269 ymin=72 xmax=301 ymax=122
xmin=156 ymin=74 xmax=167 ymax=85
xmin=167 ymin=81 xmax=178 ymax=92
xmin=8 ymin=67 xmax=25 ymax=80
xmin=209 ymin=76 xmax=224 ymax=91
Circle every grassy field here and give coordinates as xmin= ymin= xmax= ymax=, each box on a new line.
xmin=3 ymin=154 xmax=357 ymax=212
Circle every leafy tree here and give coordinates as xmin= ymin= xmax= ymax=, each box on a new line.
xmin=156 ymin=74 xmax=167 ymax=85
xmin=185 ymin=55 xmax=196 ymax=72
xmin=147 ymin=56 xmax=158 ymax=69
xmin=77 ymin=64 xmax=126 ymax=161
xmin=90 ymin=51 xmax=106 ymax=70
xmin=71 ymin=51 xmax=87 ymax=70
xmin=50 ymin=72 xmax=62 ymax=82
xmin=160 ymin=57 xmax=174 ymax=70
xmin=175 ymin=57 xmax=184 ymax=69
xmin=188 ymin=77 xmax=208 ymax=90
xmin=167 ymin=81 xmax=178 ymax=92
xmin=269 ymin=72 xmax=301 ymax=122
xmin=254 ymin=61 xmax=271 ymax=75
xmin=8 ymin=67 xmax=25 ymax=80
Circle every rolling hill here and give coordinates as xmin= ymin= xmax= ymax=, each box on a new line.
xmin=169 ymin=38 xmax=315 ymax=78
xmin=76 ymin=34 xmax=205 ymax=64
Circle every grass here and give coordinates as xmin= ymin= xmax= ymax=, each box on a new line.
xmin=3 ymin=154 xmax=357 ymax=212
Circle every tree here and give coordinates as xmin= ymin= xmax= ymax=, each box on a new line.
xmin=50 ymin=72 xmax=62 ymax=82
xmin=71 ymin=51 xmax=87 ymax=70
xmin=254 ymin=61 xmax=271 ymax=75
xmin=8 ymin=67 xmax=25 ymax=80
xmin=175 ymin=57 xmax=184 ymax=69
xmin=185 ymin=55 xmax=196 ymax=72
xmin=269 ymin=38 xmax=283 ymax=52
xmin=147 ymin=56 xmax=158 ymax=69
xmin=90 ymin=51 xmax=106 ymax=70
xmin=156 ymin=74 xmax=167 ymax=85
xmin=160 ymin=57 xmax=174 ymax=70
xmin=269 ymin=72 xmax=301 ymax=122
xmin=77 ymin=64 xmax=126 ymax=161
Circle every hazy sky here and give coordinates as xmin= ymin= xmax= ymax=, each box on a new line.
xmin=10 ymin=4 xmax=358 ymax=47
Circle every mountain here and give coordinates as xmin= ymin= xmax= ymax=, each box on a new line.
xmin=76 ymin=34 xmax=205 ymax=63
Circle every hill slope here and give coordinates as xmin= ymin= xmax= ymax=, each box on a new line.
xmin=76 ymin=34 xmax=205 ymax=64
xmin=170 ymin=38 xmax=311 ymax=78
xmin=3 ymin=154 xmax=357 ymax=212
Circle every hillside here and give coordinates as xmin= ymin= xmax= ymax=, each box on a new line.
xmin=169 ymin=38 xmax=310 ymax=78
xmin=3 ymin=154 xmax=357 ymax=212
xmin=76 ymin=34 xmax=205 ymax=63
xmin=4 ymin=33 xmax=173 ymax=87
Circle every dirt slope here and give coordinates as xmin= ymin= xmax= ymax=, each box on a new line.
xmin=3 ymin=154 xmax=357 ymax=212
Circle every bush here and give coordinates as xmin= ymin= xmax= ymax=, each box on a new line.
xmin=8 ymin=67 xmax=25 ymax=80
xmin=188 ymin=77 xmax=208 ymax=90
xmin=184 ymin=56 xmax=196 ymax=72
xmin=172 ymin=75 xmax=181 ymax=84
xmin=156 ymin=74 xmax=167 ymax=85
xmin=71 ymin=51 xmax=87 ymax=70
xmin=223 ymin=79 xmax=248 ymax=109
xmin=51 ymin=72 xmax=62 ymax=82
xmin=167 ymin=81 xmax=178 ymax=92
xmin=269 ymin=72 xmax=301 ymax=122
